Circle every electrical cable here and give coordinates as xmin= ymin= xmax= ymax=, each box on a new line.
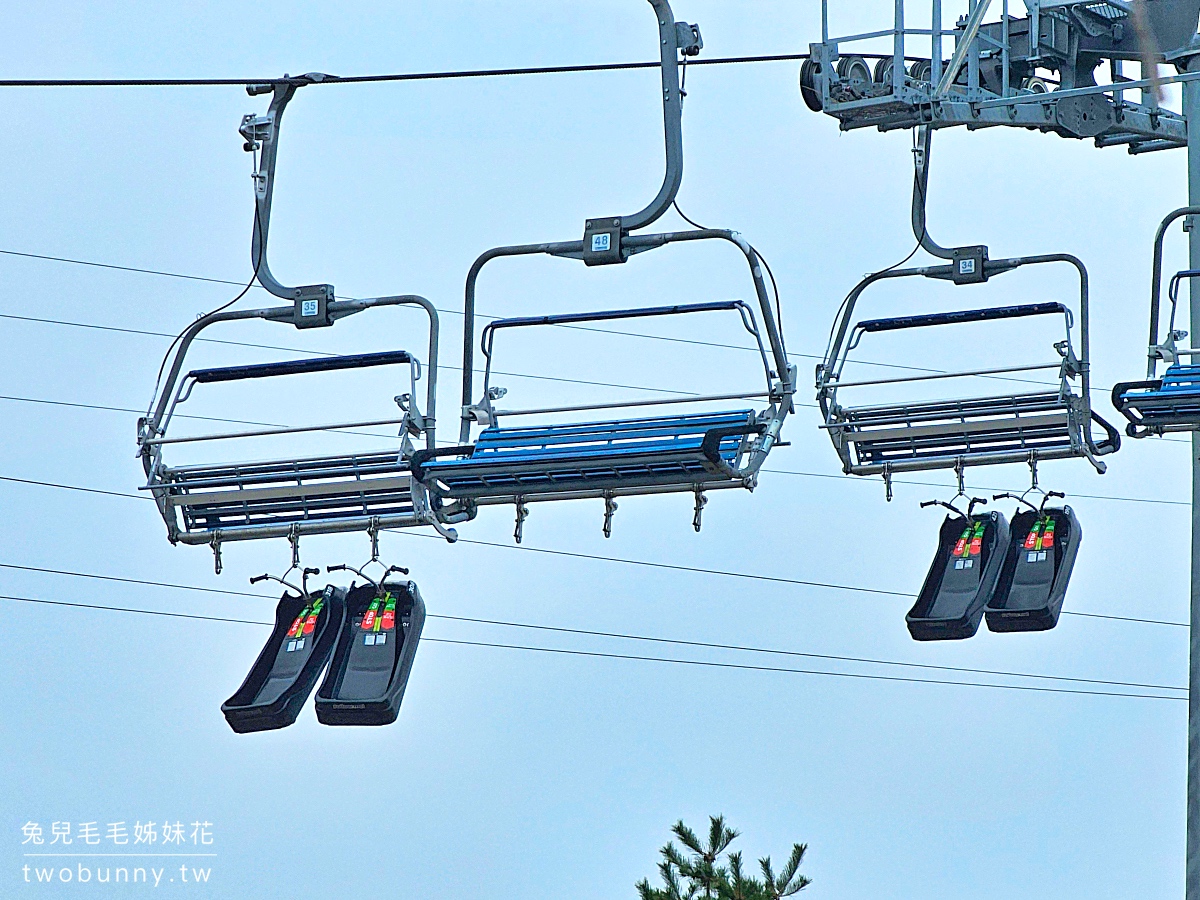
xmin=0 ymin=54 xmax=813 ymax=89
xmin=148 ymin=206 xmax=263 ymax=409
xmin=0 ymin=247 xmax=1107 ymax=392
xmin=0 ymin=565 xmax=1183 ymax=689
xmin=0 ymin=506 xmax=1187 ymax=631
xmin=0 ymin=593 xmax=1183 ymax=701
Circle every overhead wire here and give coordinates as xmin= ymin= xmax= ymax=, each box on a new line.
xmin=0 ymin=593 xmax=1183 ymax=702
xmin=0 ymin=54 xmax=813 ymax=89
xmin=0 ymin=474 xmax=1182 ymax=628
xmin=0 ymin=565 xmax=1184 ymax=689
xmin=0 ymin=252 xmax=1172 ymax=426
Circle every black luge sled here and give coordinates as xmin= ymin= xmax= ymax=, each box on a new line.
xmin=986 ymin=506 xmax=1080 ymax=633
xmin=907 ymin=510 xmax=1010 ymax=641
xmin=221 ymin=585 xmax=345 ymax=733
xmin=315 ymin=580 xmax=425 ymax=726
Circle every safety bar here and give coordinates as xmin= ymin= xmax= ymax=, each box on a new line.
xmin=189 ymin=350 xmax=413 ymax=384
xmin=1146 ymin=207 xmax=1200 ymax=378
xmin=856 ymin=302 xmax=1069 ymax=334
xmin=459 ymin=230 xmax=792 ymax=443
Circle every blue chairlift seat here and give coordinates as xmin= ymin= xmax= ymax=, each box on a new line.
xmin=413 ymin=410 xmax=761 ymax=501
xmin=1113 ymin=364 xmax=1200 ymax=436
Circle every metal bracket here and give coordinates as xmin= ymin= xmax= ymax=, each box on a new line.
xmin=368 ymin=517 xmax=381 ymax=562
xmin=514 ymin=498 xmax=529 ymax=545
xmin=692 ymin=487 xmax=707 ymax=532
xmin=210 ymin=531 xmax=223 ymax=575
xmin=240 ymin=75 xmax=336 ymax=320
xmin=883 ymin=462 xmax=893 ymax=502
xmin=602 ymin=493 xmax=618 ymax=539
xmin=288 ymin=523 xmax=301 ymax=570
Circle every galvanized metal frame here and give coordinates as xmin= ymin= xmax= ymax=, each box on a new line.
xmin=808 ymin=0 xmax=1198 ymax=152
xmin=816 ymin=251 xmax=1119 ymax=476
xmin=138 ymin=293 xmax=452 ymax=548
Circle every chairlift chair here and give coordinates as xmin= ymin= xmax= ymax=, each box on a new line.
xmin=138 ymin=78 xmax=463 ymax=571
xmin=1112 ymin=206 xmax=1200 ymax=437
xmin=817 ymin=128 xmax=1119 ymax=497
xmin=410 ymin=0 xmax=796 ymax=539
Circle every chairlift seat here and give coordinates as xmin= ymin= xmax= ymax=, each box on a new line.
xmin=1113 ymin=364 xmax=1200 ymax=435
xmin=907 ymin=511 xmax=1010 ymax=641
xmin=221 ymin=586 xmax=345 ymax=733
xmin=156 ymin=451 xmax=416 ymax=536
xmin=986 ymin=506 xmax=1080 ymax=633
xmin=413 ymin=410 xmax=761 ymax=501
xmin=830 ymin=390 xmax=1115 ymax=474
xmin=315 ymin=580 xmax=425 ymax=727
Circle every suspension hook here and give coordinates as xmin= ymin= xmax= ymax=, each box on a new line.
xmin=514 ymin=498 xmax=529 ymax=545
xmin=602 ymin=493 xmax=618 ymax=539
xmin=693 ymin=487 xmax=708 ymax=533
xmin=368 ymin=517 xmax=381 ymax=562
xmin=210 ymin=531 xmax=223 ymax=575
xmin=288 ymin=523 xmax=301 ymax=571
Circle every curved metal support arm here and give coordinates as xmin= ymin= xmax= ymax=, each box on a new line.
xmin=240 ymin=75 xmax=335 ymax=302
xmin=458 ymin=229 xmax=792 ymax=443
xmin=581 ymin=0 xmax=702 ymax=262
xmin=140 ymin=294 xmax=441 ymax=460
xmin=1147 ymin=206 xmax=1200 ymax=377
xmin=625 ymin=0 xmax=699 ymax=232
xmin=912 ymin=125 xmax=956 ymax=261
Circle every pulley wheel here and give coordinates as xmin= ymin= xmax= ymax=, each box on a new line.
xmin=873 ymin=57 xmax=895 ymax=91
xmin=836 ymin=55 xmax=873 ymax=93
xmin=908 ymin=59 xmax=933 ymax=83
xmin=799 ymin=58 xmax=824 ymax=112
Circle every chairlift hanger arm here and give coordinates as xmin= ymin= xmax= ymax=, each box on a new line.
xmin=585 ymin=0 xmax=701 ymax=245
xmin=458 ymin=229 xmax=791 ymax=443
xmin=240 ymin=75 xmax=336 ymax=310
xmin=1147 ymin=206 xmax=1200 ymax=378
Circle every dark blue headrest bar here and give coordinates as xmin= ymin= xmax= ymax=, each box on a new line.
xmin=188 ymin=350 xmax=413 ymax=384
xmin=857 ymin=302 xmax=1068 ymax=334
xmin=487 ymin=300 xmax=745 ymax=332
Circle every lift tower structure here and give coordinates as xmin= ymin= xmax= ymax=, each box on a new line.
xmin=805 ymin=1 xmax=1200 ymax=893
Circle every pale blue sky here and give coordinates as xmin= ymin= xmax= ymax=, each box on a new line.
xmin=0 ymin=2 xmax=1193 ymax=898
